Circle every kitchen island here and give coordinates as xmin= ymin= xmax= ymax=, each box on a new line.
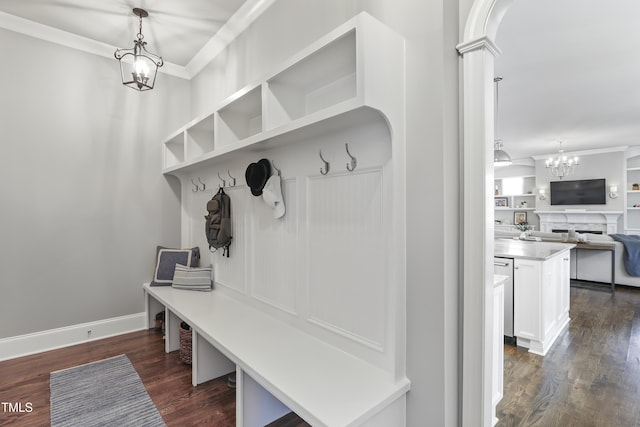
xmin=495 ymin=239 xmax=575 ymax=356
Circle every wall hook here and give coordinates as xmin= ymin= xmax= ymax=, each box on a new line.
xmin=272 ymin=161 xmax=281 ymax=177
xmin=345 ymin=143 xmax=357 ymax=172
xmin=319 ymin=150 xmax=330 ymax=175
xmin=227 ymin=170 xmax=236 ymax=187
xmin=197 ymin=177 xmax=206 ymax=191
xmin=191 ymin=178 xmax=199 ymax=192
xmin=217 ymin=172 xmax=226 ymax=188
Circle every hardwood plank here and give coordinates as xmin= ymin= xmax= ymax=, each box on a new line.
xmin=497 ymin=285 xmax=640 ymax=426
xmin=0 ymin=329 xmax=310 ymax=426
xmin=0 ymin=330 xmax=235 ymax=426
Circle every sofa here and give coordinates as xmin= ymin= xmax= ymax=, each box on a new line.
xmin=494 ymin=230 xmax=640 ymax=288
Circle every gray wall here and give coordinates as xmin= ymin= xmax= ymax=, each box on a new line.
xmin=1 ymin=1 xmax=466 ymax=424
xmin=0 ymin=28 xmax=189 ymax=338
xmin=535 ymin=150 xmax=624 ymax=211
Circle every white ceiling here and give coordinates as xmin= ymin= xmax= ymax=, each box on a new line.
xmin=1 ymin=1 xmax=637 ymax=159
xmin=0 ymin=0 xmax=275 ymax=78
xmin=495 ymin=0 xmax=640 ymax=161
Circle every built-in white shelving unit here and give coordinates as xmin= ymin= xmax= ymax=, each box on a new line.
xmin=156 ymin=13 xmax=409 ymax=425
xmin=625 ymin=158 xmax=640 ymax=232
xmin=494 ymin=175 xmax=538 ymax=228
xmin=161 ymin=13 xmax=401 ymax=177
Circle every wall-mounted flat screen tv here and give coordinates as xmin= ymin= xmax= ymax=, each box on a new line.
xmin=550 ymin=178 xmax=606 ymax=205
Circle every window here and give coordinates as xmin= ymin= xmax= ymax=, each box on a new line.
xmin=502 ymin=177 xmax=523 ymax=195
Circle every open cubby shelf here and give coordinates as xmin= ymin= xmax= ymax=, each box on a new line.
xmin=161 ymin=13 xmax=401 ymax=176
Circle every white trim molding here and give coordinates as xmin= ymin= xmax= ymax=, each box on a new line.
xmin=536 ymin=210 xmax=624 ymax=235
xmin=459 ymin=0 xmax=514 ymax=426
xmin=0 ymin=0 xmax=277 ymax=80
xmin=531 ymin=146 xmax=629 ymax=161
xmin=0 ymin=313 xmax=146 ymax=362
xmin=456 ymin=36 xmax=501 ymax=57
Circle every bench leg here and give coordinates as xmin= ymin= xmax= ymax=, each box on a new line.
xmin=165 ymin=309 xmax=181 ymax=353
xmin=236 ymin=367 xmax=291 ymax=427
xmin=144 ymin=290 xmax=165 ymax=330
xmin=192 ymin=331 xmax=235 ymax=387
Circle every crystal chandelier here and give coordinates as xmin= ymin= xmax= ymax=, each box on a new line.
xmin=114 ymin=8 xmax=164 ymax=91
xmin=546 ymin=141 xmax=579 ymax=179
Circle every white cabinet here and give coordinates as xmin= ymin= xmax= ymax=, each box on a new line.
xmin=558 ymin=253 xmax=570 ymax=323
xmin=513 ymin=259 xmax=542 ymax=341
xmin=492 ymin=276 xmax=505 ymax=426
xmin=513 ymin=252 xmax=571 ymax=356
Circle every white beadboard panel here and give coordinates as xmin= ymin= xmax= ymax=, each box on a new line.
xmin=249 ymin=178 xmax=299 ymax=314
xmin=306 ymin=169 xmax=386 ymax=350
xmin=214 ymin=185 xmax=248 ymax=294
xmin=187 ymin=182 xmax=214 ymax=257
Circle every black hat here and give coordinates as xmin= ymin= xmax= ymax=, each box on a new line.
xmin=245 ymin=159 xmax=271 ymax=196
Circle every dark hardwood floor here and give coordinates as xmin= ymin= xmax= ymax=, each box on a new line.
xmin=3 ymin=285 xmax=636 ymax=426
xmin=497 ymin=285 xmax=640 ymax=427
xmin=0 ymin=329 xmax=308 ymax=426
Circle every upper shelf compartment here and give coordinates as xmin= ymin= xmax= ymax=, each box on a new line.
xmin=265 ymin=30 xmax=357 ymax=130
xmin=217 ymin=85 xmax=263 ymax=147
xmin=162 ymin=12 xmax=404 ymax=175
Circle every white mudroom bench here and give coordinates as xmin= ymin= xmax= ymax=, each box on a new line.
xmin=143 ymin=283 xmax=410 ymax=427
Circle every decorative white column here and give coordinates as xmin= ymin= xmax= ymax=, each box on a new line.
xmin=457 ymin=35 xmax=499 ymax=427
xmin=459 ymin=1 xmax=514 ymax=426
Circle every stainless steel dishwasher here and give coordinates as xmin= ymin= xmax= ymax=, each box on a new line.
xmin=494 ymin=257 xmax=514 ymax=340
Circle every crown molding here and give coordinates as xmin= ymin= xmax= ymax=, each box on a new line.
xmin=456 ymin=35 xmax=501 ymax=57
xmin=185 ymin=0 xmax=277 ymax=78
xmin=0 ymin=11 xmax=189 ymax=79
xmin=531 ymin=145 xmax=629 ymax=160
xmin=0 ymin=0 xmax=276 ymax=81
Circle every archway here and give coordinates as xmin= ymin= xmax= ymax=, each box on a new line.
xmin=457 ymin=0 xmax=513 ymax=425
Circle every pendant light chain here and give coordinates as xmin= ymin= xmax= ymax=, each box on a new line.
xmin=493 ymin=76 xmax=512 ymax=166
xmin=137 ymin=13 xmax=144 ymax=41
xmin=494 ymin=76 xmax=502 ymax=143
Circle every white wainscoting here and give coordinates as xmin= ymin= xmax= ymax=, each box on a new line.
xmin=306 ymin=169 xmax=386 ymax=351
xmin=214 ymin=185 xmax=250 ymax=294
xmin=179 ymin=115 xmax=395 ymax=372
xmin=250 ymin=178 xmax=299 ymax=315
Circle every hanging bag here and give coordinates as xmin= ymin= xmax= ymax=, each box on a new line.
xmin=205 ymin=187 xmax=232 ymax=256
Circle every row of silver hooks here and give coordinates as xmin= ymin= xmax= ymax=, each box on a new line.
xmin=191 ymin=177 xmax=206 ymax=192
xmin=194 ymin=148 xmax=346 ymax=192
xmin=319 ymin=143 xmax=357 ymax=175
xmin=191 ymin=170 xmax=237 ymax=191
xmin=217 ymin=170 xmax=236 ymax=188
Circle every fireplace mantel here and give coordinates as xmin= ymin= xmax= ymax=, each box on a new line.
xmin=534 ymin=211 xmax=623 ymax=234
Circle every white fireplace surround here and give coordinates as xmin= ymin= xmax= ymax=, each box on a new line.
xmin=535 ymin=211 xmax=624 ymax=235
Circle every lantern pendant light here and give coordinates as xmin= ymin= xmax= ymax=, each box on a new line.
xmin=114 ymin=8 xmax=163 ymax=91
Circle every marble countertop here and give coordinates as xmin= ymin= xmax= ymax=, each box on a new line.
xmin=494 ymin=239 xmax=576 ymax=260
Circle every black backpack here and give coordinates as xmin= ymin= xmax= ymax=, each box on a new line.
xmin=205 ymin=187 xmax=232 ymax=257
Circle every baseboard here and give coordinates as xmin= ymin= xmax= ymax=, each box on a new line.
xmin=0 ymin=312 xmax=146 ymax=362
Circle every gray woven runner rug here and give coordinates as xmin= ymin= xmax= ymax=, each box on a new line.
xmin=50 ymin=354 xmax=166 ymax=426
